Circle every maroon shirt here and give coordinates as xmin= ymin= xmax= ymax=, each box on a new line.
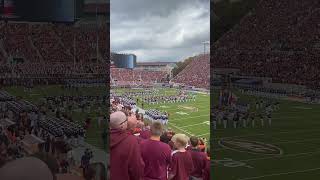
xmin=203 ymin=159 xmax=210 ymax=180
xmin=140 ymin=139 xmax=171 ymax=180
xmin=189 ymin=148 xmax=207 ymax=178
xmin=169 ymin=151 xmax=194 ymax=180
xmin=186 ymin=145 xmax=192 ymax=151
xmin=110 ymin=129 xmax=144 ymax=180
xmin=139 ymin=129 xmax=151 ymax=139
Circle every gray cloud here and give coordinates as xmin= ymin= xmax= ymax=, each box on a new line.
xmin=111 ymin=0 xmax=210 ymax=62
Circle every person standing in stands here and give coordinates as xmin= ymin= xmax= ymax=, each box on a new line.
xmin=140 ymin=122 xmax=171 ymax=180
xmin=189 ymin=136 xmax=208 ymax=180
xmin=169 ymin=134 xmax=194 ymax=180
xmin=139 ymin=124 xmax=151 ymax=140
xmin=203 ymin=148 xmax=211 ymax=180
xmin=110 ymin=111 xmax=144 ymax=180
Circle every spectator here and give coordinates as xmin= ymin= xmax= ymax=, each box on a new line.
xmin=140 ymin=122 xmax=171 ymax=180
xmin=139 ymin=125 xmax=151 ymax=140
xmin=203 ymin=149 xmax=211 ymax=180
xmin=189 ymin=136 xmax=208 ymax=180
xmin=110 ymin=111 xmax=144 ymax=180
xmin=168 ymin=134 xmax=194 ymax=180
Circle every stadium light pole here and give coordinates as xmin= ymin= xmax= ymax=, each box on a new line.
xmin=202 ymin=41 xmax=210 ymax=54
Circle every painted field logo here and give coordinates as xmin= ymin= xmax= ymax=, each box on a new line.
xmin=178 ymin=105 xmax=198 ymax=112
xmin=219 ymin=139 xmax=282 ymax=155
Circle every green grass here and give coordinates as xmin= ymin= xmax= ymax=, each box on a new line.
xmin=4 ymin=85 xmax=107 ymax=151
xmin=114 ymin=88 xmax=210 ymax=140
xmin=212 ymin=90 xmax=320 ymax=180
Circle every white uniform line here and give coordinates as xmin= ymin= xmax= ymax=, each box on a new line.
xmin=237 ymin=167 xmax=320 ymax=180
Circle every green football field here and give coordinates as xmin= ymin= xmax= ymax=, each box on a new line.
xmin=113 ymin=88 xmax=210 ymax=140
xmin=212 ymin=91 xmax=320 ymax=180
xmin=3 ymin=85 xmax=108 ymax=151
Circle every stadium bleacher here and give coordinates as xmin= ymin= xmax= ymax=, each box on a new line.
xmin=212 ymin=0 xmax=320 ymax=89
xmin=172 ymin=54 xmax=210 ymax=89
xmin=110 ymin=68 xmax=167 ymax=86
xmin=0 ymin=4 xmax=109 ymax=179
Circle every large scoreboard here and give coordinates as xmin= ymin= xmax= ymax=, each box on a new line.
xmin=0 ymin=0 xmax=76 ymax=22
xmin=111 ymin=53 xmax=137 ymax=69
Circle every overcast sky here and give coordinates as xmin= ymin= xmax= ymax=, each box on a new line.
xmin=111 ymin=0 xmax=210 ymax=62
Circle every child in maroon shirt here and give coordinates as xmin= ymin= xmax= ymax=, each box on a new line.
xmin=169 ymin=134 xmax=194 ymax=180
xmin=189 ymin=136 xmax=208 ymax=179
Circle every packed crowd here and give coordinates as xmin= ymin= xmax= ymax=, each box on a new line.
xmin=111 ymin=68 xmax=167 ymax=86
xmin=0 ymin=21 xmax=109 ymax=88
xmin=173 ymin=54 xmax=210 ymax=89
xmin=212 ymin=0 xmax=320 ymax=89
xmin=0 ymin=21 xmax=108 ymax=63
xmin=109 ymin=103 xmax=211 ymax=180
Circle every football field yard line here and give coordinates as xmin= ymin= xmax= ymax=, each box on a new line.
xmin=169 ymin=123 xmax=194 ymax=136
xmin=155 ymin=105 xmax=209 ymax=113
xmin=214 ymin=129 xmax=320 ymax=139
xmin=240 ymin=149 xmax=320 ymax=162
xmin=180 ymin=122 xmax=207 ymax=128
xmin=237 ymin=167 xmax=320 ymax=180
xmin=198 ymin=133 xmax=210 ymax=137
xmin=152 ymin=103 xmax=207 ymax=108
xmin=274 ymin=137 xmax=320 ymax=145
xmin=214 ymin=137 xmax=320 ymax=153
xmin=169 ymin=114 xmax=209 ymax=122
xmin=170 ymin=122 xmax=209 ymax=138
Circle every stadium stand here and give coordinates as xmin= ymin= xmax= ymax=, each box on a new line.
xmin=110 ymin=68 xmax=167 ymax=86
xmin=172 ymin=54 xmax=210 ymax=89
xmin=0 ymin=21 xmax=109 ymax=86
xmin=212 ymin=0 xmax=320 ymax=89
xmin=0 ymin=3 xmax=109 ymax=179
